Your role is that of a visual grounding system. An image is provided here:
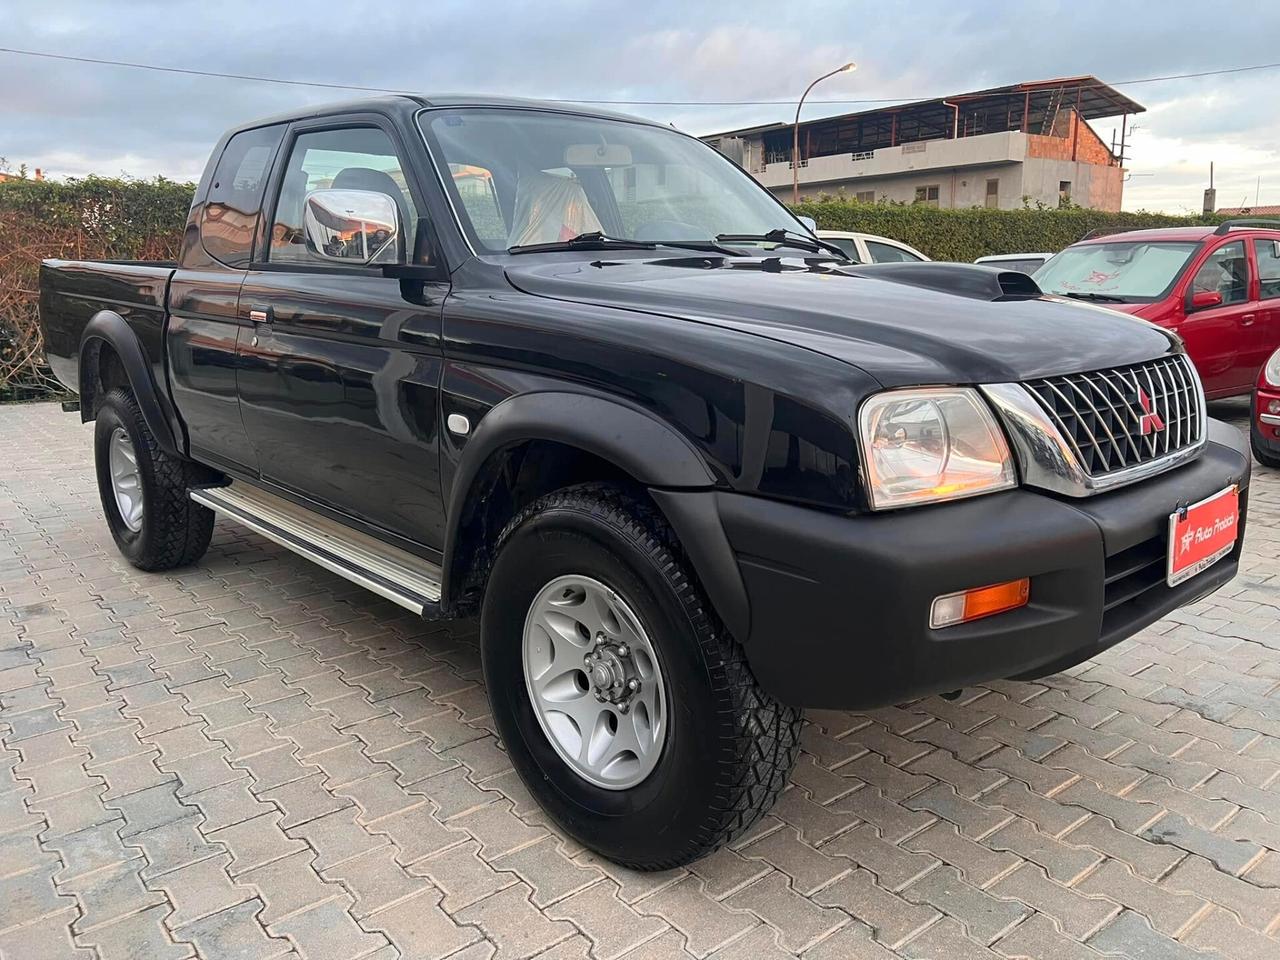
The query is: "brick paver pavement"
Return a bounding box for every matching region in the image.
[1,398,1278,959]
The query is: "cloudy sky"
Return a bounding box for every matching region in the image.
[5,0,1278,213]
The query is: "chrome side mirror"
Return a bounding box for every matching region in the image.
[303,189,400,264]
[796,215,817,233]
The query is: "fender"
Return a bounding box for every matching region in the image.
[440,391,751,640]
[79,311,186,459]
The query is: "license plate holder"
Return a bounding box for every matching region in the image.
[1167,485,1239,587]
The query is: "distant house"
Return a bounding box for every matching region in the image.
[0,168,45,183]
[700,76,1142,212]
[1217,205,1280,217]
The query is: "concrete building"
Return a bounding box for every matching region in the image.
[701,77,1143,211]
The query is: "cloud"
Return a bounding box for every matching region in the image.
[4,0,1279,211]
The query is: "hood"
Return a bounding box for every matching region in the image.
[505,257,1180,387]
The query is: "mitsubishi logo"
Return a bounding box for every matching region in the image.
[1137,387,1165,435]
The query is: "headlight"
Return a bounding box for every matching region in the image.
[1265,347,1280,388]
[858,387,1016,509]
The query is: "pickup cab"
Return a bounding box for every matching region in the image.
[40,95,1251,869]
[1035,222,1280,398]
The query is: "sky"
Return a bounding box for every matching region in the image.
[4,0,1279,214]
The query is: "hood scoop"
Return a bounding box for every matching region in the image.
[840,262,1042,301]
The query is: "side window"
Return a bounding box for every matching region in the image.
[1255,238,1280,301]
[201,124,284,267]
[1190,241,1249,306]
[268,127,416,265]
[867,240,922,263]
[829,238,862,262]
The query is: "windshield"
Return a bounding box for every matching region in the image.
[420,108,805,253]
[1034,241,1201,301]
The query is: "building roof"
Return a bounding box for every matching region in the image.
[700,75,1145,142]
[1217,205,1280,216]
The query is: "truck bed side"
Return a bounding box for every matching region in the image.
[39,258,177,397]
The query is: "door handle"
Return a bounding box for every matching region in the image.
[248,305,274,324]
[1241,314,1256,326]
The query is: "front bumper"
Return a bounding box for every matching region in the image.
[714,418,1251,709]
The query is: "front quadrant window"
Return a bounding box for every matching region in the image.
[420,108,808,253]
[1034,241,1202,302]
[269,127,416,265]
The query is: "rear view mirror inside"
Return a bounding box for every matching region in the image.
[564,143,633,166]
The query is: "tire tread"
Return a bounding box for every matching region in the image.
[496,482,802,869]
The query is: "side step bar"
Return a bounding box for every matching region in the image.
[190,483,443,617]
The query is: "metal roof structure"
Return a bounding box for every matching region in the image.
[700,76,1145,154]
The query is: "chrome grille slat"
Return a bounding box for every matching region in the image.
[1021,355,1204,481]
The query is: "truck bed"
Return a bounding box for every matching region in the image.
[39,259,177,395]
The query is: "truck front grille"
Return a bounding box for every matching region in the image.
[1023,355,1203,477]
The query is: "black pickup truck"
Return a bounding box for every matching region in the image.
[40,95,1250,869]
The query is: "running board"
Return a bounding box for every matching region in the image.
[190,483,442,616]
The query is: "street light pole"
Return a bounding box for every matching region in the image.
[793,62,856,205]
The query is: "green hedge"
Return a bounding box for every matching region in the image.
[0,176,195,402]
[790,200,1231,262]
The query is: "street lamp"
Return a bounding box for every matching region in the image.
[793,62,856,205]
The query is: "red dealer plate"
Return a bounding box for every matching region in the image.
[1167,485,1239,587]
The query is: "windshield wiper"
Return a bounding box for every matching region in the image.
[508,232,658,254]
[1060,291,1127,303]
[714,228,851,260]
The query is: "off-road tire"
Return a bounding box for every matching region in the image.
[480,482,802,869]
[94,388,215,571]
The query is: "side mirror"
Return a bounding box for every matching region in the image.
[1190,289,1224,309]
[303,189,400,265]
[796,215,818,233]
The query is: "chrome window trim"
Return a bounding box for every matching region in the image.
[981,357,1208,499]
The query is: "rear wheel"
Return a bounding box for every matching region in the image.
[481,483,801,869]
[94,388,214,571]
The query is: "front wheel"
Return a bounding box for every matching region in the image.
[481,484,801,870]
[1253,432,1280,469]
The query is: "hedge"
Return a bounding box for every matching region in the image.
[0,176,194,401]
[791,199,1231,262]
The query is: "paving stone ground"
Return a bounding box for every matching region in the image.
[1,398,1278,959]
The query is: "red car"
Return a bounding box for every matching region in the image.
[1254,345,1280,467]
[1036,220,1280,399]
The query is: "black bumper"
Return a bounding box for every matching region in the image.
[710,419,1251,710]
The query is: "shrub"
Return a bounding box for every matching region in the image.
[790,198,1230,262]
[0,176,194,401]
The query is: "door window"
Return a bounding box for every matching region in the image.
[202,124,284,267]
[268,127,416,264]
[1190,241,1249,307]
[1255,238,1280,300]
[867,240,922,263]
[827,237,862,262]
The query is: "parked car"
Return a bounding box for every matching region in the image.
[1254,346,1280,467]
[975,252,1054,275]
[815,229,929,263]
[39,95,1251,869]
[1034,221,1280,399]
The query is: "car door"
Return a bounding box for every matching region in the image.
[1179,238,1257,398]
[235,117,450,549]
[168,123,285,473]
[1252,237,1280,374]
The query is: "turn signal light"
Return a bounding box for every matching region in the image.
[930,578,1030,629]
